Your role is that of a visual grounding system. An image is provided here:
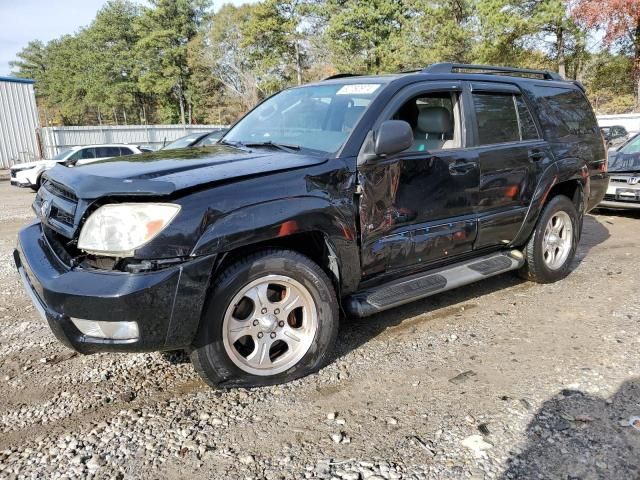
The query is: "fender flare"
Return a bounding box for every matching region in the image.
[511,159,588,247]
[191,196,361,293]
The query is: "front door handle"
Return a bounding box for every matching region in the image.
[529,148,545,161]
[449,160,476,175]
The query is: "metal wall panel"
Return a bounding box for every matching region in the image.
[40,124,228,158]
[0,77,41,168]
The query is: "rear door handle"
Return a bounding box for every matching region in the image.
[529,148,545,161]
[449,160,476,175]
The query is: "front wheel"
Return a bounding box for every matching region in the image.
[519,195,579,283]
[191,249,339,388]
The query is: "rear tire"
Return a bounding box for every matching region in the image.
[191,249,339,388]
[519,195,579,283]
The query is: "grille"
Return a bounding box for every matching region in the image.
[43,179,78,202]
[34,179,80,238]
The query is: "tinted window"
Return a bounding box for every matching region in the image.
[473,93,520,145]
[527,86,599,138]
[95,147,120,158]
[80,148,96,159]
[515,96,539,140]
[119,147,135,156]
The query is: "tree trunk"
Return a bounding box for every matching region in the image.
[557,25,566,79]
[178,93,186,125]
[294,40,302,85]
[122,109,128,125]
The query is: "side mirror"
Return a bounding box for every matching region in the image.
[374,120,413,157]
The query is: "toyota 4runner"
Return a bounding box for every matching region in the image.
[14,63,608,388]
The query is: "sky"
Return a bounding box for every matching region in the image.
[0,0,254,77]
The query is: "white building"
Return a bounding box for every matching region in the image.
[0,76,41,169]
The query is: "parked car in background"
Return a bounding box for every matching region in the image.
[14,63,607,388]
[10,144,149,190]
[161,129,229,150]
[601,133,640,210]
[600,125,629,149]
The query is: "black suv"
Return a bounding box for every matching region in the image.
[14,63,608,388]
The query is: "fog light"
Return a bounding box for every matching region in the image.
[71,318,139,340]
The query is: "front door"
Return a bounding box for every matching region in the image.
[358,82,480,277]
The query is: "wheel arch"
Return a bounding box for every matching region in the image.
[192,197,361,295]
[512,161,587,247]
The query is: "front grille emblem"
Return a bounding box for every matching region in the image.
[628,177,640,185]
[40,200,52,219]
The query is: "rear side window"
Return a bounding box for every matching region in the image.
[527,86,599,138]
[472,93,539,145]
[515,96,539,140]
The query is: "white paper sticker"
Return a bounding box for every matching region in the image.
[336,84,381,95]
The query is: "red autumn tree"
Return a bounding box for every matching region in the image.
[571,0,640,107]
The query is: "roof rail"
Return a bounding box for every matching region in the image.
[423,63,564,81]
[323,73,362,80]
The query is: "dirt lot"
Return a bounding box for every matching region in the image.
[0,180,639,480]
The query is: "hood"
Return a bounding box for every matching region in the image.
[11,159,61,170]
[44,145,327,199]
[608,151,640,174]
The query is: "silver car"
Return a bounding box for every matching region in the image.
[601,133,640,210]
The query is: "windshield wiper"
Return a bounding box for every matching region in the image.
[242,141,301,153]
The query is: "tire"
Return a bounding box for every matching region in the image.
[519,195,579,283]
[191,249,339,388]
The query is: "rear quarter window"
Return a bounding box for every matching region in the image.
[526,85,599,139]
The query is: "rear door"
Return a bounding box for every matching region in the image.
[465,82,551,249]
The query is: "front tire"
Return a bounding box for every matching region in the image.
[519,195,579,283]
[191,249,339,388]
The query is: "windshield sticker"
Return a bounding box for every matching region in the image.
[337,84,381,95]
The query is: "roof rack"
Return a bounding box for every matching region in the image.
[323,73,362,80]
[423,63,564,81]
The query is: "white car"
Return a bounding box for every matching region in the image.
[10,144,150,190]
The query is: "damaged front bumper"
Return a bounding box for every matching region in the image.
[14,221,216,354]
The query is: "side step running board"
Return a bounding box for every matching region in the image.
[345,250,525,318]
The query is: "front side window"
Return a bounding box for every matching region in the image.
[79,148,96,160]
[391,91,459,151]
[224,82,384,154]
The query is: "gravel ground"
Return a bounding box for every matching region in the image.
[1,181,639,479]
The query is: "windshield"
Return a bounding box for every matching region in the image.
[162,133,203,150]
[224,82,384,153]
[194,129,228,147]
[610,135,640,172]
[53,149,72,160]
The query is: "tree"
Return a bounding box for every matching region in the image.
[134,0,211,124]
[241,0,307,88]
[572,0,640,107]
[315,0,411,73]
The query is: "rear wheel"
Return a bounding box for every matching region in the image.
[191,249,339,388]
[520,195,579,283]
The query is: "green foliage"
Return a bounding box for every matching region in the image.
[9,0,640,125]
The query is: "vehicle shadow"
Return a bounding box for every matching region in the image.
[333,213,610,362]
[571,213,611,269]
[592,207,640,221]
[500,379,640,479]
